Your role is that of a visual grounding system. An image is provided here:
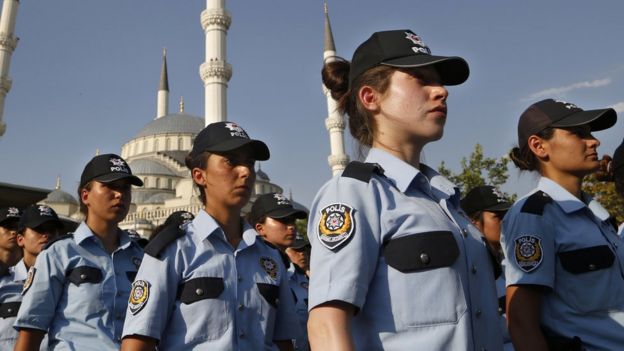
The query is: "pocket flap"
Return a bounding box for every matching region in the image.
[257,283,279,308]
[0,302,20,318]
[558,245,615,274]
[383,231,460,273]
[177,277,224,304]
[67,266,103,285]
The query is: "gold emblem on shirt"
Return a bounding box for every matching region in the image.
[129,280,150,315]
[260,257,279,281]
[317,203,355,250]
[514,235,543,273]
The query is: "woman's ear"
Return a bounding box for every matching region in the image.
[191,168,206,186]
[358,85,380,112]
[528,135,548,160]
[255,222,265,236]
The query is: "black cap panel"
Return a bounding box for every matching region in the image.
[190,122,270,161]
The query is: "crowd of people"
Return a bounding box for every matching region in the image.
[0,27,623,351]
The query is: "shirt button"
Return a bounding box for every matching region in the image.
[498,307,504,315]
[239,331,245,339]
[419,253,430,265]
[471,265,477,274]
[238,304,244,311]
[588,264,596,271]
[195,288,204,296]
[237,275,242,282]
[475,309,482,317]
[275,298,280,306]
[7,308,12,314]
[80,274,87,280]
[116,314,123,320]
[461,228,468,237]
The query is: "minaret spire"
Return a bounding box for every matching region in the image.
[322,1,349,175]
[156,48,169,119]
[200,0,232,125]
[0,0,20,137]
[179,96,185,113]
[55,175,61,190]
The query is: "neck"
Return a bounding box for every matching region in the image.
[85,217,120,254]
[205,206,243,248]
[542,168,583,199]
[23,252,36,269]
[372,138,423,168]
[0,247,20,268]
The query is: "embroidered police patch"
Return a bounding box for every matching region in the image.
[260,257,279,281]
[129,280,150,315]
[317,203,355,250]
[22,267,36,295]
[514,235,543,273]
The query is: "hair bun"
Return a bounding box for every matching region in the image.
[322,58,350,101]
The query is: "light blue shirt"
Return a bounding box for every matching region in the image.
[121,210,300,350]
[287,263,309,351]
[308,148,502,350]
[14,222,144,351]
[0,267,22,350]
[501,177,624,350]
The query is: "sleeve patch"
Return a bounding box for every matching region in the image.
[128,280,150,315]
[317,203,355,250]
[22,267,36,295]
[514,235,543,273]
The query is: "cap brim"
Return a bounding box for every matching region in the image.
[18,218,63,232]
[0,217,19,226]
[551,108,617,132]
[94,173,144,186]
[483,202,512,212]
[382,55,469,86]
[266,207,308,220]
[205,139,270,161]
[290,240,310,249]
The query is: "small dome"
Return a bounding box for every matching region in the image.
[256,168,270,181]
[133,113,203,139]
[45,189,78,205]
[145,192,175,204]
[129,159,176,176]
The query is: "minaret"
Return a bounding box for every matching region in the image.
[322,2,349,175]
[156,48,169,119]
[55,175,61,190]
[199,0,232,125]
[0,0,19,137]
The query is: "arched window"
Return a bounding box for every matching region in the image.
[155,178,161,188]
[168,178,173,189]
[166,138,171,150]
[143,177,148,187]
[142,140,147,153]
[154,139,160,152]
[178,137,183,150]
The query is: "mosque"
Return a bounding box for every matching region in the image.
[0,0,349,237]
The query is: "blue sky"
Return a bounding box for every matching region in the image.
[1,0,623,208]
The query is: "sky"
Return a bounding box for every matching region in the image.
[1,0,623,209]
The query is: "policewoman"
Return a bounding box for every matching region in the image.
[121,122,299,350]
[13,154,144,351]
[0,207,23,350]
[308,30,502,350]
[501,99,623,350]
[250,192,309,350]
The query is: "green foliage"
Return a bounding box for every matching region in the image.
[582,175,624,223]
[438,143,515,200]
[295,218,308,240]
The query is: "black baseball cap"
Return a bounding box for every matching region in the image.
[250,193,307,225]
[17,204,62,232]
[461,186,512,216]
[349,29,469,88]
[164,211,195,228]
[613,138,624,175]
[0,207,21,227]
[518,99,617,148]
[80,154,143,188]
[189,122,270,161]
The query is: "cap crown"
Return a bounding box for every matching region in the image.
[461,186,511,216]
[18,204,60,231]
[80,154,134,187]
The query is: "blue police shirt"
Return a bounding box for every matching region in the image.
[13,222,144,350]
[308,148,502,350]
[287,263,309,351]
[121,210,300,350]
[0,267,22,350]
[501,177,624,350]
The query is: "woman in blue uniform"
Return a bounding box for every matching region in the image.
[13,154,145,351]
[308,29,502,350]
[501,99,621,350]
[120,122,299,351]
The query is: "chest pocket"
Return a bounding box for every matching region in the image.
[67,266,103,285]
[383,231,460,272]
[558,245,614,274]
[0,302,20,318]
[177,277,224,304]
[257,283,279,308]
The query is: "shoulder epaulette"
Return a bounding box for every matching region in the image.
[520,190,552,215]
[43,234,73,250]
[144,224,185,258]
[341,161,384,183]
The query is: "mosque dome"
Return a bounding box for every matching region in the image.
[134,113,203,139]
[45,189,78,205]
[256,168,270,181]
[128,159,177,176]
[144,192,175,204]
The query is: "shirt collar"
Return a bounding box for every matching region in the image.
[73,221,135,250]
[537,177,610,220]
[365,148,460,202]
[192,210,259,249]
[74,221,95,245]
[13,259,27,282]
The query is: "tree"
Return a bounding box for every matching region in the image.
[438,143,514,199]
[583,174,624,224]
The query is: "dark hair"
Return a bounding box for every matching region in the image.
[247,214,266,227]
[184,151,211,205]
[509,128,556,171]
[322,58,395,149]
[467,210,483,223]
[77,181,94,217]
